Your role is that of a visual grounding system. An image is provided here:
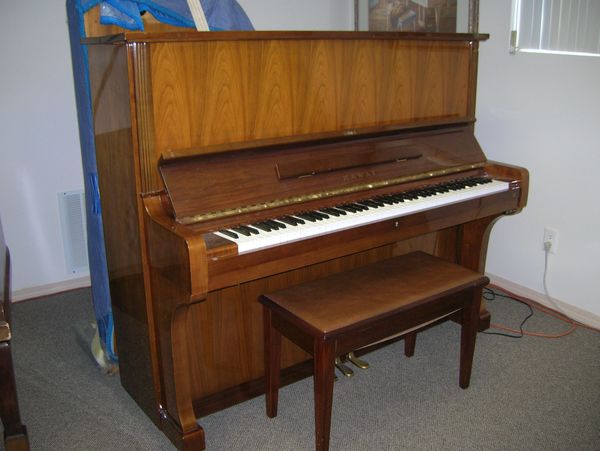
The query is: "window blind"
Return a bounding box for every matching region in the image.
[511,0,600,56]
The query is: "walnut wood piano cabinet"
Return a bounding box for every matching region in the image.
[86,31,528,450]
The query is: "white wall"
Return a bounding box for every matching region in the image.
[0,0,354,298]
[476,0,600,320]
[1,0,598,324]
[237,0,353,31]
[0,0,87,294]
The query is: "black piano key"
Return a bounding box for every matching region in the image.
[219,229,239,239]
[241,225,260,235]
[278,216,302,226]
[330,207,347,215]
[337,204,358,213]
[308,211,327,220]
[252,222,273,232]
[389,194,406,202]
[233,226,252,237]
[289,216,306,225]
[266,219,286,229]
[349,203,369,211]
[312,211,330,219]
[297,213,318,222]
[321,208,344,217]
[357,200,378,208]
[308,211,326,220]
[376,196,396,205]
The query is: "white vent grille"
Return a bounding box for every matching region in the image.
[58,190,89,274]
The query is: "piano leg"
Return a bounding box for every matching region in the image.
[456,215,503,331]
[144,199,210,450]
[158,304,205,450]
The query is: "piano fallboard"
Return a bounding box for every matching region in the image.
[159,123,487,226]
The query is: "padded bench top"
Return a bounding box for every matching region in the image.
[260,251,488,336]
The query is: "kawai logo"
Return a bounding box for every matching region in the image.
[343,170,376,182]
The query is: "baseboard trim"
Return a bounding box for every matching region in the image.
[11,274,599,330]
[12,276,91,302]
[487,273,600,330]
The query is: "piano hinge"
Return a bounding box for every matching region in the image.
[178,163,486,225]
[509,180,521,190]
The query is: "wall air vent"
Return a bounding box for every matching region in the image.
[58,190,89,274]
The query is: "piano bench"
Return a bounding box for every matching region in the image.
[259,251,488,451]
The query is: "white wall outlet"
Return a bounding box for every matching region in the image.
[543,227,559,254]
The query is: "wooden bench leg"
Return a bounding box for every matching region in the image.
[263,308,282,418]
[404,331,416,357]
[313,340,335,451]
[459,288,482,389]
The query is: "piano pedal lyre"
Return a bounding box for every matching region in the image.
[334,356,354,377]
[346,351,369,369]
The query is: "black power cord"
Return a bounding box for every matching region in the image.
[481,287,534,338]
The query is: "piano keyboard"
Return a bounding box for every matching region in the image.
[215,177,509,254]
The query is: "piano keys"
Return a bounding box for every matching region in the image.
[214,177,510,254]
[85,31,528,450]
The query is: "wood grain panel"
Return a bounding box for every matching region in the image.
[149,38,471,161]
[131,42,162,193]
[185,244,398,400]
[88,45,160,424]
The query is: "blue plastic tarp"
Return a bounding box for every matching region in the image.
[80,0,253,31]
[66,0,253,365]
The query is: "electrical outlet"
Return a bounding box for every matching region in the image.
[543,227,559,254]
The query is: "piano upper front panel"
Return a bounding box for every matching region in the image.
[148,36,472,162]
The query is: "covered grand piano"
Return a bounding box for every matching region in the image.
[84,28,527,450]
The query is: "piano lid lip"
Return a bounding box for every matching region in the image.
[160,117,477,163]
[83,31,490,45]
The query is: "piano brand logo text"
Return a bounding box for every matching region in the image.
[343,170,376,182]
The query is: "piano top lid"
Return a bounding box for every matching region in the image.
[84,30,490,45]
[158,123,487,226]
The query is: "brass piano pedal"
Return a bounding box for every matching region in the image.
[334,357,354,377]
[347,351,369,369]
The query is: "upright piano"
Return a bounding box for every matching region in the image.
[85,31,528,450]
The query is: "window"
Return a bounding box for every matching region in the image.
[510,0,600,56]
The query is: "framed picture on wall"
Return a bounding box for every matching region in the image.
[356,0,472,33]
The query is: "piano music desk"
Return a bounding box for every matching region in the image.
[260,251,488,451]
